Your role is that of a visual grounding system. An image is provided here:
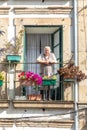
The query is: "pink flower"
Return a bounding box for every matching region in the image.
[18,71,42,86]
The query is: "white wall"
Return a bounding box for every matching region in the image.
[0,0,70,7]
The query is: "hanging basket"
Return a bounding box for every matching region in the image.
[6,55,21,62]
[0,80,3,87]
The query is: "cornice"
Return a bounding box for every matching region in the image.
[15,7,73,14]
[0,6,73,15]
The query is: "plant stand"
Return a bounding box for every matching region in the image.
[7,55,21,99]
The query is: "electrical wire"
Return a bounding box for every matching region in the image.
[18,106,87,120]
[0,106,87,121]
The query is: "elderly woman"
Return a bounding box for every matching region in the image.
[37,46,57,77]
[37,46,57,100]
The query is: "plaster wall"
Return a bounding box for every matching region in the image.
[77,0,87,102]
[1,0,87,129]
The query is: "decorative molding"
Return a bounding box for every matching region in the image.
[13,100,74,109]
[0,119,74,128]
[0,6,73,15]
[15,18,71,26]
[14,7,73,15]
[0,8,9,15]
[0,100,10,108]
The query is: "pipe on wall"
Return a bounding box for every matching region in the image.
[73,0,79,130]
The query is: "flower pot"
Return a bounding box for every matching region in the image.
[0,80,3,87]
[42,79,56,86]
[6,55,21,62]
[28,94,42,101]
[19,79,33,86]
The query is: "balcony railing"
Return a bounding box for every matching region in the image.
[0,61,74,102]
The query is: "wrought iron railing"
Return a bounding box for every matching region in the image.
[0,62,74,101]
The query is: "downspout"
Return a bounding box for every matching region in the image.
[73,0,79,130]
[8,7,16,99]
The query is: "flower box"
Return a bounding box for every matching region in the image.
[6,55,21,62]
[42,79,56,86]
[0,80,3,87]
[28,94,42,101]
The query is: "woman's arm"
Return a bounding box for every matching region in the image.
[37,55,50,65]
[49,53,57,64]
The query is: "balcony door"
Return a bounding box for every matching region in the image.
[23,26,63,100]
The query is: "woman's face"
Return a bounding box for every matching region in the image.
[44,48,50,56]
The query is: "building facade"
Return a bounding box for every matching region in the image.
[0,0,87,130]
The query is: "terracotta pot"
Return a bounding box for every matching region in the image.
[28,94,42,101]
[19,79,33,86]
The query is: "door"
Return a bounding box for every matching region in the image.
[52,26,63,100]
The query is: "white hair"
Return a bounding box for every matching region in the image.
[44,46,51,52]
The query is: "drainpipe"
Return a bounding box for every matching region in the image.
[7,7,16,99]
[73,0,79,130]
[8,7,15,45]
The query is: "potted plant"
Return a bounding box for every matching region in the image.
[42,75,57,86]
[18,71,42,86]
[18,71,42,100]
[57,61,87,82]
[5,29,24,62]
[0,71,4,87]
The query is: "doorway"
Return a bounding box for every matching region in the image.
[23,25,63,100]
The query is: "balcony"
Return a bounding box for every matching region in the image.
[0,61,75,109]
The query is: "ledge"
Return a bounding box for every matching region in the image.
[0,100,10,108]
[0,119,74,128]
[78,102,87,106]
[13,100,74,109]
